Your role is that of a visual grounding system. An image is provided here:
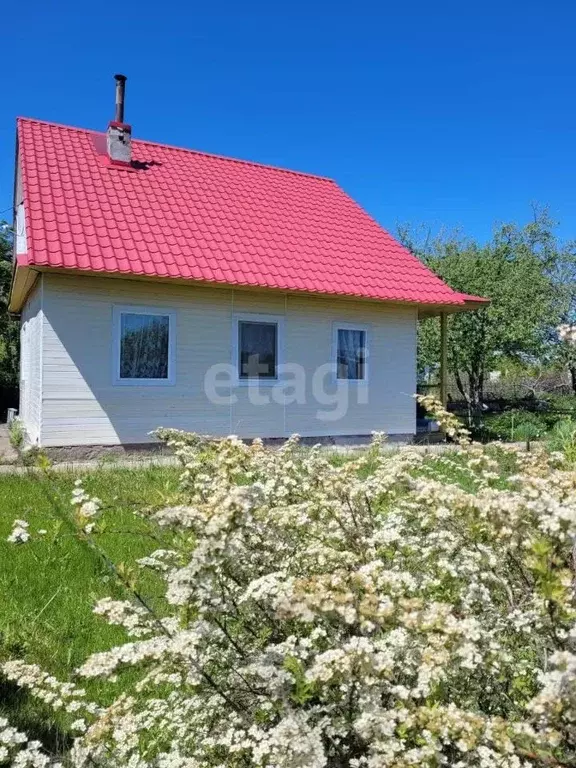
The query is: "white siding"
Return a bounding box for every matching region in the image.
[19,278,43,443]
[15,159,27,255]
[39,274,417,446]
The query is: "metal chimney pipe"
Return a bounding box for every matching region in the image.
[114,74,127,123]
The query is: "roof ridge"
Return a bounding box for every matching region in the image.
[17,116,335,183]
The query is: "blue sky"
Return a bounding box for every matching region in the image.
[1,0,574,243]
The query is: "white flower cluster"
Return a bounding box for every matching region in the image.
[2,661,102,719]
[92,598,158,638]
[415,393,472,442]
[70,480,101,534]
[4,402,576,766]
[558,323,576,344]
[0,716,61,766]
[6,519,30,544]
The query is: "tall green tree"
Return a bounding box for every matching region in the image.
[399,209,576,409]
[0,223,19,391]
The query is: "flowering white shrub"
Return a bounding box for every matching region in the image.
[3,400,576,766]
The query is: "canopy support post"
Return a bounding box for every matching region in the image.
[440,312,448,407]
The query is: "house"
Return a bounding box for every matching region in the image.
[8,76,486,449]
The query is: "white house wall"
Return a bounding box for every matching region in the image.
[38,273,417,447]
[19,278,42,443]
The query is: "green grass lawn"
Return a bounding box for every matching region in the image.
[0,464,182,750]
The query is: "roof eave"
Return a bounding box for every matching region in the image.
[23,263,488,310]
[418,296,489,319]
[9,261,40,314]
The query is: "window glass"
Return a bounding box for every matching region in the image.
[238,321,277,379]
[120,313,170,379]
[337,328,366,380]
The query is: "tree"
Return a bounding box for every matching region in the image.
[399,209,576,411]
[558,324,576,394]
[0,223,18,392]
[553,250,576,393]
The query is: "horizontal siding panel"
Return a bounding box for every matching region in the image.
[232,388,284,438]
[232,291,287,314]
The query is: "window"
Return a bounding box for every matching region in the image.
[335,326,367,380]
[233,314,283,382]
[113,306,175,385]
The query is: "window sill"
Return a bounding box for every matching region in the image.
[113,378,176,387]
[235,378,280,387]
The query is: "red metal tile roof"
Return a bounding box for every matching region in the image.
[16,117,484,307]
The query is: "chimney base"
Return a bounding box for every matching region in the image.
[107,121,132,165]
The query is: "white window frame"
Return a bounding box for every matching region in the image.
[112,305,176,386]
[332,322,370,383]
[232,312,284,386]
